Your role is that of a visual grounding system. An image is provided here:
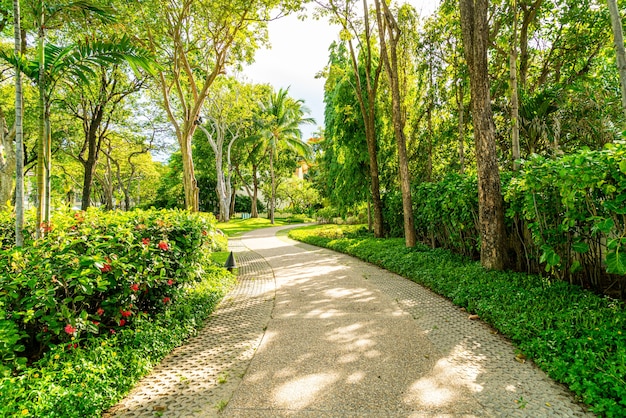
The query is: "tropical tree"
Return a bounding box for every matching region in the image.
[257,87,313,224]
[194,79,262,222]
[316,0,385,238]
[458,0,507,269]
[374,0,416,247]
[133,0,302,212]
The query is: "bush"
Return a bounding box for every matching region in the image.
[289,225,626,417]
[0,265,234,417]
[0,208,226,370]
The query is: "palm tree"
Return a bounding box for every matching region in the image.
[1,36,155,234]
[258,88,314,224]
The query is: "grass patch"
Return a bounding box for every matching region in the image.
[211,251,231,266]
[217,215,313,237]
[289,225,626,418]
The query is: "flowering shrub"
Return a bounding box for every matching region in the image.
[0,208,227,371]
[0,264,234,417]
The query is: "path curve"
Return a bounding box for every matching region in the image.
[109,225,592,418]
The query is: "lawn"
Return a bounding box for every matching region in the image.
[216,215,313,237]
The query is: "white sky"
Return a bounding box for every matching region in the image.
[241,1,440,140]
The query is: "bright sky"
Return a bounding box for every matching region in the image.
[241,1,440,140]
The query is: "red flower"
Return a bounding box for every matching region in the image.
[120,310,132,318]
[162,297,170,304]
[67,343,78,350]
[92,321,99,326]
[110,329,116,334]
[202,230,208,236]
[64,324,76,334]
[119,319,126,326]
[142,237,150,246]
[96,308,104,316]
[100,263,112,273]
[158,240,169,251]
[130,283,139,292]
[167,279,174,286]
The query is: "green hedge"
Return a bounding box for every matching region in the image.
[0,208,228,374]
[383,142,626,294]
[0,208,234,417]
[289,225,626,417]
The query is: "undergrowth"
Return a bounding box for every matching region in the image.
[289,224,626,417]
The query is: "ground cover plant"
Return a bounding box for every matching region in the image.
[0,208,234,417]
[289,225,626,417]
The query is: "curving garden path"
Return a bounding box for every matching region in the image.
[108,225,593,417]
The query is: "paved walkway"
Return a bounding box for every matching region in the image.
[108,225,593,417]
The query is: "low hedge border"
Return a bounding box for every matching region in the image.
[289,225,626,417]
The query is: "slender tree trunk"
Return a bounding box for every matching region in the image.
[456,78,465,174]
[608,0,626,121]
[251,163,259,217]
[80,104,105,210]
[36,18,46,237]
[179,123,199,212]
[0,112,15,208]
[14,1,24,246]
[426,104,433,182]
[269,151,276,224]
[510,0,521,170]
[375,0,416,247]
[459,0,507,270]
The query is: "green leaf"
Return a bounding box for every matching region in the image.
[572,242,589,254]
[619,159,626,175]
[605,251,626,275]
[596,218,615,234]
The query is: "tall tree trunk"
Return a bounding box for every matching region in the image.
[375,0,416,247]
[80,104,104,210]
[251,163,259,217]
[426,103,433,182]
[13,0,24,247]
[36,15,46,237]
[269,151,275,224]
[0,111,15,208]
[179,126,199,212]
[459,0,507,270]
[608,0,626,121]
[510,0,521,170]
[456,78,465,174]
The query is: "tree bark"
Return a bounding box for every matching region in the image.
[608,0,626,121]
[375,0,417,247]
[459,0,507,270]
[456,78,465,174]
[0,111,15,208]
[269,151,275,224]
[13,0,24,246]
[510,0,521,170]
[80,102,105,210]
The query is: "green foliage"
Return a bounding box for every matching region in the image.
[290,225,626,417]
[506,142,626,288]
[234,195,266,214]
[0,265,234,417]
[0,208,225,370]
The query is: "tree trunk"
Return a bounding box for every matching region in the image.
[13,0,24,246]
[80,103,105,210]
[608,0,626,121]
[251,163,259,217]
[0,112,15,208]
[269,151,275,224]
[179,126,199,212]
[36,19,46,237]
[510,0,521,170]
[375,0,416,247]
[459,0,507,270]
[456,78,465,174]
